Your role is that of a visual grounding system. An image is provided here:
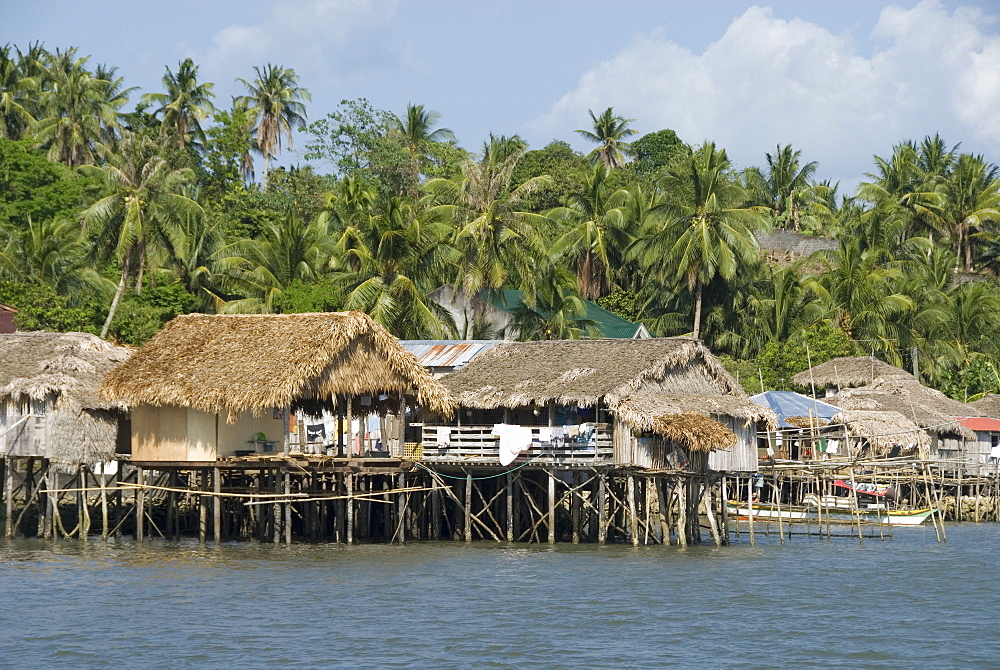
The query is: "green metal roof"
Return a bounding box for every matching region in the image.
[492,290,648,339]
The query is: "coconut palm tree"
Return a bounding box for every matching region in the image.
[236,64,310,186]
[509,266,598,340]
[940,153,1000,271]
[0,45,36,139]
[632,142,765,339]
[212,212,335,313]
[744,144,828,231]
[81,131,202,336]
[334,197,457,338]
[142,58,216,148]
[549,163,635,299]
[575,107,636,168]
[425,134,552,295]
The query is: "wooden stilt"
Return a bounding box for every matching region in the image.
[431,480,441,540]
[746,476,754,546]
[464,472,472,542]
[571,471,581,544]
[396,472,406,545]
[136,466,145,542]
[198,470,207,543]
[676,479,687,548]
[626,474,639,547]
[598,474,607,545]
[656,478,670,544]
[547,469,556,545]
[100,468,109,541]
[505,472,514,542]
[213,467,221,545]
[346,474,354,545]
[720,477,730,545]
[703,483,721,547]
[4,456,14,539]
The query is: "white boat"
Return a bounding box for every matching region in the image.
[726,498,935,527]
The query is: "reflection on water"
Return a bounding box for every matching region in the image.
[1,526,999,668]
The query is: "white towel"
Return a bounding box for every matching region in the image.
[436,426,451,446]
[494,423,532,465]
[536,426,552,443]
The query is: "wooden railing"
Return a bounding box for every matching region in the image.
[419,424,615,464]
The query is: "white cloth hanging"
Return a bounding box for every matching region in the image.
[493,423,532,465]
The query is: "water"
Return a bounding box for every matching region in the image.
[1,525,998,669]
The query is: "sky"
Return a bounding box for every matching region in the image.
[7,0,1000,191]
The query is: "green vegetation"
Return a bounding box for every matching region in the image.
[2,43,1000,401]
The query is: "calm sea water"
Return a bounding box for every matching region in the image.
[1,525,998,669]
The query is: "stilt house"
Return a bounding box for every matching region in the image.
[100,312,455,462]
[423,338,775,473]
[1,331,132,470]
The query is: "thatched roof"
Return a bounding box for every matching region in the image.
[831,409,931,453]
[611,392,778,433]
[786,416,829,429]
[792,356,915,389]
[441,338,744,409]
[649,412,737,453]
[967,394,1000,419]
[101,312,455,419]
[827,386,973,439]
[0,331,132,409]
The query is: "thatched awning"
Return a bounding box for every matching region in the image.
[441,338,743,409]
[0,331,132,410]
[609,392,778,433]
[831,409,931,453]
[649,412,737,453]
[792,356,915,389]
[828,386,973,439]
[786,416,829,429]
[101,312,455,419]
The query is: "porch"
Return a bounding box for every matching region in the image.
[418,424,615,465]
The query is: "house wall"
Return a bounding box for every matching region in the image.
[616,415,759,473]
[132,404,287,461]
[1,396,53,458]
[707,419,759,472]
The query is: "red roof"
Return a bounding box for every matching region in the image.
[959,417,1000,432]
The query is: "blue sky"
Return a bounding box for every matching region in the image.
[8,0,1000,191]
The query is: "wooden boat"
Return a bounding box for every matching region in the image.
[726,498,935,527]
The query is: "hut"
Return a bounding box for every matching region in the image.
[101,312,455,462]
[791,356,915,395]
[424,338,775,473]
[830,409,930,458]
[956,417,1000,474]
[0,331,132,469]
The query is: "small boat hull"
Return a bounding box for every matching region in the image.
[726,501,935,526]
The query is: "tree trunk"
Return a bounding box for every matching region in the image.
[101,267,129,339]
[692,279,703,339]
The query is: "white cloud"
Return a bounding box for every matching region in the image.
[196,0,401,92]
[530,1,1000,188]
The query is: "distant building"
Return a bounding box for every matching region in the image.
[428,285,650,340]
[399,340,502,377]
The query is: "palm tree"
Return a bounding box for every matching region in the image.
[632,142,765,339]
[940,153,1000,271]
[391,103,455,195]
[212,212,335,313]
[0,45,36,139]
[549,163,635,299]
[575,107,636,168]
[334,197,457,338]
[142,58,216,148]
[29,48,125,166]
[236,64,310,186]
[509,266,598,340]
[744,144,827,231]
[81,131,202,336]
[425,134,552,295]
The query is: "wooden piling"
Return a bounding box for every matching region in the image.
[136,466,145,542]
[213,467,221,544]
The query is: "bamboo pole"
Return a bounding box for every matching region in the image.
[548,470,556,545]
[505,472,514,542]
[213,467,221,545]
[746,476,754,546]
[676,479,688,548]
[100,469,109,541]
[720,477,730,545]
[598,474,607,545]
[4,456,14,539]
[464,472,472,542]
[703,483,721,547]
[136,466,145,543]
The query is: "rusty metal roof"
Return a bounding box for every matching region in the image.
[400,340,503,371]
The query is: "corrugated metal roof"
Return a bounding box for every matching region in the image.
[400,340,502,370]
[959,417,1000,432]
[751,391,840,428]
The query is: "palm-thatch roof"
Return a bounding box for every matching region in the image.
[0,331,133,465]
[831,409,931,454]
[786,416,829,429]
[791,356,915,389]
[440,338,743,409]
[1,331,132,409]
[827,386,973,439]
[610,392,777,433]
[101,312,455,420]
[967,394,1000,419]
[649,412,737,453]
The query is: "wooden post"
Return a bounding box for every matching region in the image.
[656,478,670,544]
[80,465,91,541]
[598,474,607,545]
[431,480,441,541]
[547,469,556,545]
[198,470,207,544]
[136,466,145,542]
[505,472,514,542]
[166,469,176,541]
[773,472,784,545]
[464,472,472,542]
[38,461,50,540]
[676,479,688,548]
[746,476,754,546]
[346,474,354,545]
[4,457,14,539]
[626,474,639,547]
[284,470,292,545]
[100,468,109,541]
[213,467,221,545]
[396,472,406,545]
[720,477,730,545]
[703,482,721,547]
[571,471,581,544]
